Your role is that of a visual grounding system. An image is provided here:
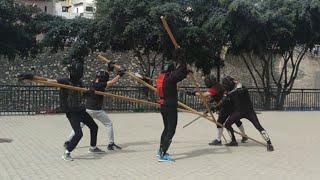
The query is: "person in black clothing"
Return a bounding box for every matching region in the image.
[18,62,105,161]
[186,74,248,146]
[156,48,191,162]
[221,76,274,151]
[64,62,126,151]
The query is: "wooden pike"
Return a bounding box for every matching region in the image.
[22,77,267,146]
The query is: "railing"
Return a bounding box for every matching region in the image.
[1,85,320,115]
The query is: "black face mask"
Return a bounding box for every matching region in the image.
[96,71,109,82]
[98,77,109,82]
[222,78,235,91]
[68,63,83,81]
[162,63,175,73]
[70,73,83,81]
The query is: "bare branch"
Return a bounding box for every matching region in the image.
[288,44,308,90]
[134,49,148,75]
[240,54,262,97]
[150,52,160,78]
[248,53,263,81]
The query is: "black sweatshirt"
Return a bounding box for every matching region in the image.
[156,65,189,108]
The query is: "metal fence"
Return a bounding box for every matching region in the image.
[1,85,320,115]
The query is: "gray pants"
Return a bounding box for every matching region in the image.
[66,109,114,144]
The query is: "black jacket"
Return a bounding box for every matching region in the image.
[156,65,189,108]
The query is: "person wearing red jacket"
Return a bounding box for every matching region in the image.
[156,48,191,162]
[186,74,248,146]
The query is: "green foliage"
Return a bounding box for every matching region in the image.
[1,0,320,95]
[0,0,42,60]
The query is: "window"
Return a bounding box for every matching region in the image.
[86,6,93,12]
[62,6,68,12]
[44,6,47,12]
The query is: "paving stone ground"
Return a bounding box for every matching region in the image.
[0,111,319,180]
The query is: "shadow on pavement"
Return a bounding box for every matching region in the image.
[173,146,232,160]
[0,138,13,143]
[73,153,108,160]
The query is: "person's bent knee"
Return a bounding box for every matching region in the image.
[74,131,83,139]
[89,123,98,131]
[224,122,232,130]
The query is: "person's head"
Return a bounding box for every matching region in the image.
[161,63,175,73]
[96,71,109,82]
[222,76,235,91]
[68,62,83,81]
[204,75,217,88]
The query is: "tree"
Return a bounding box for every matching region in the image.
[0,0,41,60]
[37,15,96,64]
[95,0,188,78]
[225,0,320,109]
[186,0,230,77]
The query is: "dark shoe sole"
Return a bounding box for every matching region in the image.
[208,142,222,146]
[225,142,238,146]
[88,151,106,154]
[267,145,274,152]
[241,137,248,143]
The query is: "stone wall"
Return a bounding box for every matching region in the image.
[1,50,320,88]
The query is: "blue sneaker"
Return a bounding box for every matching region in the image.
[158,154,174,162]
[156,149,169,157]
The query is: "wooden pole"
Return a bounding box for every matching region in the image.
[159,16,267,146]
[160,15,228,142]
[97,55,154,82]
[23,78,267,146]
[97,55,205,114]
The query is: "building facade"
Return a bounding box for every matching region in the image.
[16,0,96,19]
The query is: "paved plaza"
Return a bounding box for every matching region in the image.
[0,111,319,180]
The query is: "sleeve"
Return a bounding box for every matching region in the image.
[166,65,188,83]
[91,82,106,90]
[57,78,69,85]
[207,88,218,96]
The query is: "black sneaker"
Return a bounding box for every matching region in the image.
[267,144,274,152]
[225,141,238,146]
[209,139,222,146]
[107,143,122,150]
[88,147,106,154]
[63,141,70,149]
[241,136,248,143]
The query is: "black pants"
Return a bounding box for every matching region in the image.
[66,111,98,152]
[160,105,177,154]
[224,110,264,141]
[217,102,242,128]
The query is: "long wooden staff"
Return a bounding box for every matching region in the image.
[160,16,228,142]
[97,55,206,115]
[23,78,266,146]
[160,16,267,146]
[25,78,160,106]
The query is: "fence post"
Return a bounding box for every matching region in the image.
[300,89,304,110]
[28,86,31,115]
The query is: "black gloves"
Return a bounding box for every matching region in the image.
[186,91,196,96]
[117,68,126,77]
[17,73,34,81]
[107,61,116,71]
[210,102,218,113]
